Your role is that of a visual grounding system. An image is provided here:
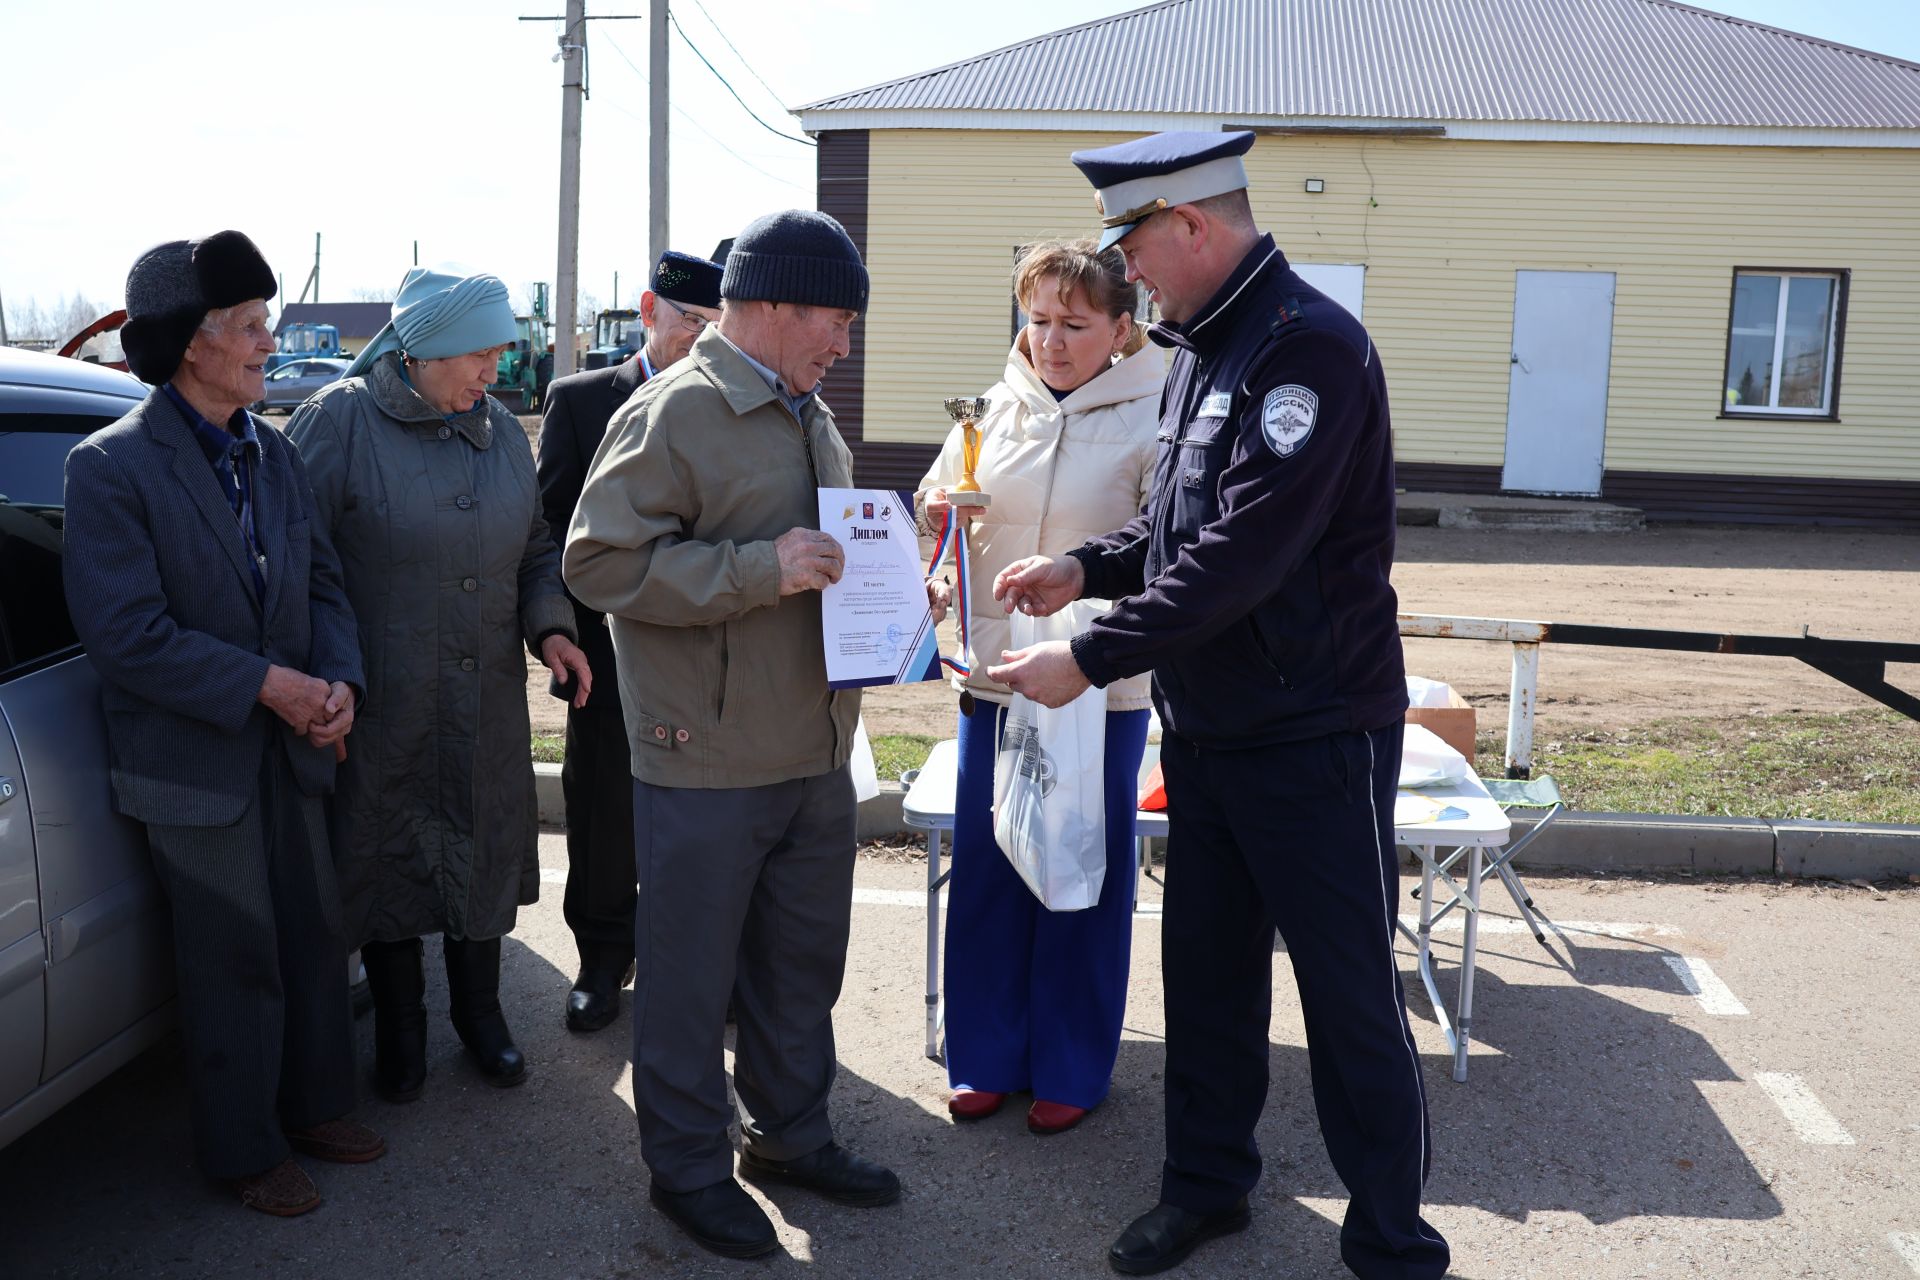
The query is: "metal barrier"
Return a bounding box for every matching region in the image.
[1399,613,1920,779]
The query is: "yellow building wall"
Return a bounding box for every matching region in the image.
[859,128,1920,481]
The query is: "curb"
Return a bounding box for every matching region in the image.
[533,764,1920,879]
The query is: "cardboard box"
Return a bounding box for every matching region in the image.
[1406,686,1477,763]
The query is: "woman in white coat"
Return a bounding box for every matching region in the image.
[918,240,1163,1135]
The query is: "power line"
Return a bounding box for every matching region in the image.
[599,31,810,191]
[666,7,816,147]
[682,0,789,113]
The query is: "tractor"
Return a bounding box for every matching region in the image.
[266,322,345,372]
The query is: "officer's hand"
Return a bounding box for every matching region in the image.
[925,577,953,625]
[992,555,1084,618]
[775,527,845,595]
[988,641,1091,709]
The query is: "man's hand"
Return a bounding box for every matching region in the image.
[259,664,333,732]
[304,681,356,750]
[992,555,1085,619]
[542,634,594,709]
[926,577,953,625]
[775,527,845,596]
[987,641,1091,709]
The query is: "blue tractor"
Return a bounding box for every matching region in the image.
[266,322,345,372]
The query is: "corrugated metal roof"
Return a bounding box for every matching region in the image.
[798,0,1920,129]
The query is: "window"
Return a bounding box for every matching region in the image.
[0,415,108,675]
[1722,269,1846,417]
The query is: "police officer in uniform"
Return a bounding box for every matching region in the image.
[991,132,1449,1279]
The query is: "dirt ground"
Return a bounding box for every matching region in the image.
[517,404,1917,746]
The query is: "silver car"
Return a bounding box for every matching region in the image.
[0,347,176,1150]
[254,356,348,413]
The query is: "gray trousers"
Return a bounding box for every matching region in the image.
[631,766,857,1191]
[145,741,356,1179]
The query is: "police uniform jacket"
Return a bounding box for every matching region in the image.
[1067,235,1407,748]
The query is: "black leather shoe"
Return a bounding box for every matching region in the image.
[565,961,634,1033]
[1108,1200,1251,1275]
[649,1179,778,1259]
[739,1142,901,1207]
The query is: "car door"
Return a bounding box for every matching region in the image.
[0,707,44,1118]
[0,382,174,1098]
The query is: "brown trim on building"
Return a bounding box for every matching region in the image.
[818,130,873,469]
[1397,460,1919,528]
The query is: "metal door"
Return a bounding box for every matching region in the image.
[1502,270,1615,496]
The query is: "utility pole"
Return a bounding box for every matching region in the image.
[2,281,11,345]
[613,270,619,309]
[295,233,322,304]
[520,6,640,377]
[555,0,586,379]
[648,0,668,270]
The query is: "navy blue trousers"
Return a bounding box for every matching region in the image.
[1158,723,1450,1280]
[942,698,1149,1109]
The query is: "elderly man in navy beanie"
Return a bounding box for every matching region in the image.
[537,245,725,1034]
[62,231,382,1216]
[565,210,896,1259]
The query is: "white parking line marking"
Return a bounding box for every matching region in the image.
[1889,1234,1920,1275]
[1663,956,1751,1016]
[1753,1072,1855,1145]
[852,887,932,907]
[540,868,566,884]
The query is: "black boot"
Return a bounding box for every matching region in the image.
[361,937,427,1103]
[566,951,634,1034]
[444,936,527,1087]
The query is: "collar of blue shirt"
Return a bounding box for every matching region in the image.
[712,330,815,421]
[162,381,261,466]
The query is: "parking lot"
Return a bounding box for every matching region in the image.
[2,835,1917,1279]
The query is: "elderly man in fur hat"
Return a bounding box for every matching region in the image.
[62,231,383,1217]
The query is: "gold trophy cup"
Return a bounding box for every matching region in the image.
[943,395,993,512]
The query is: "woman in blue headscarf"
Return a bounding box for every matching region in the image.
[289,269,592,1100]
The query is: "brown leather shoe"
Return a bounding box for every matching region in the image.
[231,1158,321,1217]
[286,1118,387,1164]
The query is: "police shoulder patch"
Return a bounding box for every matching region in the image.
[1260,384,1318,458]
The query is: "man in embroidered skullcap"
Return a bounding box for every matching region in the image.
[535,245,724,1033]
[566,210,901,1258]
[62,230,383,1216]
[289,267,592,1105]
[991,131,1448,1278]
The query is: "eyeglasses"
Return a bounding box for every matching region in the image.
[657,297,710,335]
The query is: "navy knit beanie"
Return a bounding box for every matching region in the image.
[720,210,869,314]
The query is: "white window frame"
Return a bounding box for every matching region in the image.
[1722,268,1847,419]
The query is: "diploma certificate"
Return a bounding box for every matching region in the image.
[818,487,942,689]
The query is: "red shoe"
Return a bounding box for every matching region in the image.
[1027,1100,1090,1136]
[948,1089,1008,1121]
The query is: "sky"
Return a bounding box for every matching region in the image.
[1,0,1916,332]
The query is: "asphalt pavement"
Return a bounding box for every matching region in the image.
[2,836,1917,1280]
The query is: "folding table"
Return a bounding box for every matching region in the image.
[900,739,1167,1062]
[1393,775,1512,1082]
[900,741,1516,1082]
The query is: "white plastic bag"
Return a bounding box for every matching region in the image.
[992,605,1107,911]
[1397,722,1473,789]
[849,716,881,803]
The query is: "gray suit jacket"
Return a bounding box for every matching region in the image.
[62,387,363,827]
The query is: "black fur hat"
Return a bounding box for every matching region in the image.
[120,230,277,384]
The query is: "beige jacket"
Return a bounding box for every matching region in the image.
[563,328,860,788]
[917,338,1164,711]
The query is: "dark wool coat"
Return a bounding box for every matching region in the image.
[288,354,576,943]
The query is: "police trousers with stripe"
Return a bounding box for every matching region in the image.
[1157,722,1450,1280]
